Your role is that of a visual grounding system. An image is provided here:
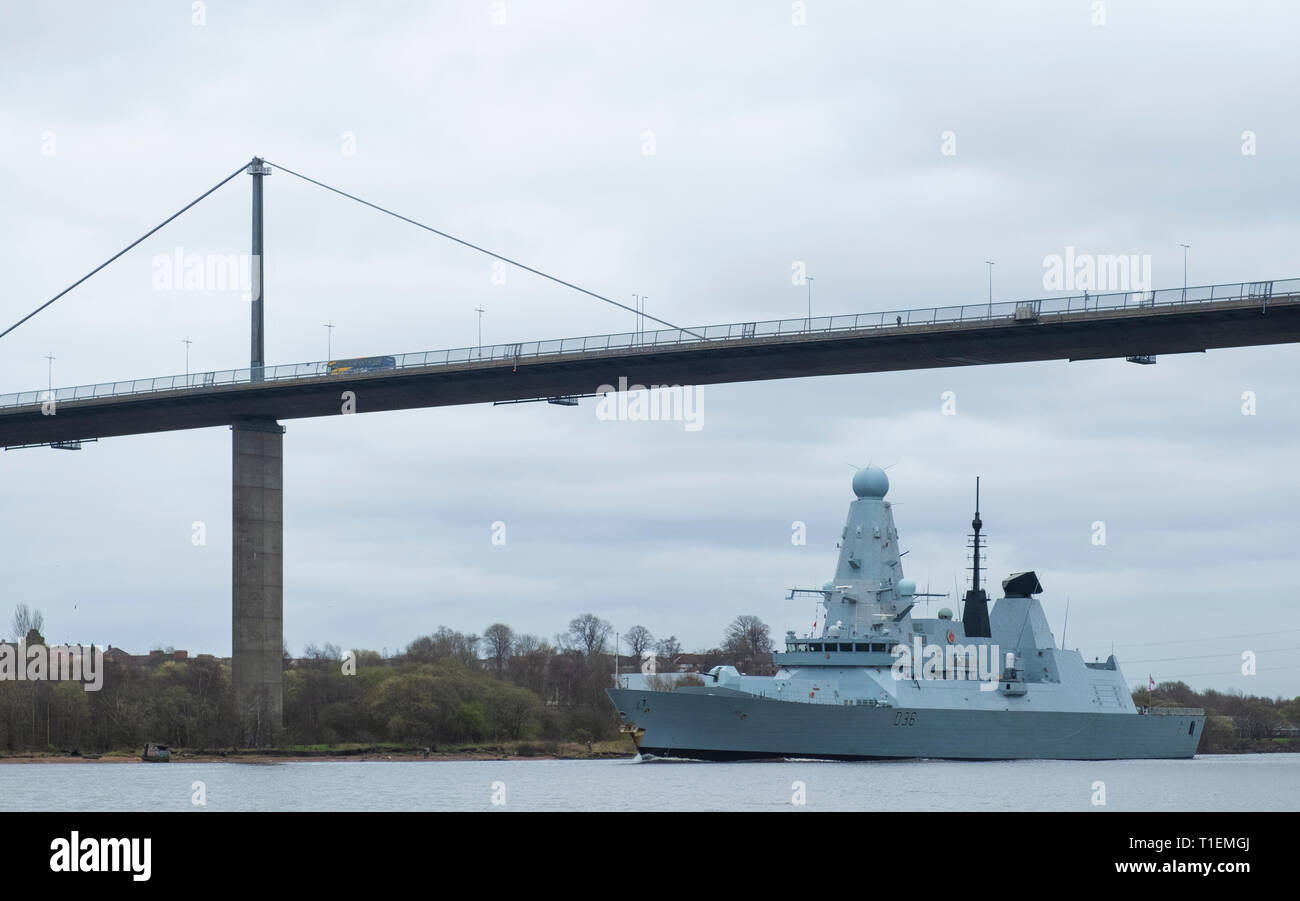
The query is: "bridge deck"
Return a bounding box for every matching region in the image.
[2,279,1297,446]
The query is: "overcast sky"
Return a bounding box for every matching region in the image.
[1,1,1297,697]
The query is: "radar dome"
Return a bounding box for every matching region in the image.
[852,465,889,499]
[897,579,916,597]
[821,579,835,591]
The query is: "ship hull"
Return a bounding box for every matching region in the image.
[607,687,1203,761]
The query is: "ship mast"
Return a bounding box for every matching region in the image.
[971,477,982,595]
[961,477,992,638]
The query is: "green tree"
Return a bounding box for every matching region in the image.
[405,627,480,667]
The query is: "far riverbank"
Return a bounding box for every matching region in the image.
[0,740,634,765]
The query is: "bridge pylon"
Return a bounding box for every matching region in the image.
[232,418,284,745]
[232,157,282,745]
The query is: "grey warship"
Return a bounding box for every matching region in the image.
[606,466,1203,760]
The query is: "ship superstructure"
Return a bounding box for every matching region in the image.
[606,466,1203,760]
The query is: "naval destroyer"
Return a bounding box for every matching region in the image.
[606,466,1203,760]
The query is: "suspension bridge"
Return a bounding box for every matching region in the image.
[4,157,1298,742]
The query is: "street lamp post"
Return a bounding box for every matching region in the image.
[632,294,647,343]
[324,321,335,361]
[1180,243,1190,300]
[985,261,995,317]
[806,276,815,331]
[44,353,54,394]
[182,337,192,377]
[474,306,485,358]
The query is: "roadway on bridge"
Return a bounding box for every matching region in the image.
[2,287,1297,447]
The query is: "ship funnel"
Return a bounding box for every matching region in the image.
[961,477,992,638]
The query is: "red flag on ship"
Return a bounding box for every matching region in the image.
[1148,674,1155,690]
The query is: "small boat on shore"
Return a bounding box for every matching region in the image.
[142,742,170,762]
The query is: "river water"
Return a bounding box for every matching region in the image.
[2,753,1296,811]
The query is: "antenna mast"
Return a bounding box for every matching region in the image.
[971,477,983,594]
[1062,596,1070,649]
[960,477,992,638]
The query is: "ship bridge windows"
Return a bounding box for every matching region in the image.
[785,641,895,655]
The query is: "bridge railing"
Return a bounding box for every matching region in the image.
[2,277,1296,411]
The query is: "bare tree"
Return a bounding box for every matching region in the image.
[564,613,612,657]
[483,623,514,674]
[655,635,682,662]
[623,625,654,660]
[11,603,44,642]
[513,633,542,655]
[510,633,551,696]
[723,615,772,670]
[303,643,342,660]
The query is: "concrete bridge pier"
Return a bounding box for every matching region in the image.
[232,418,285,745]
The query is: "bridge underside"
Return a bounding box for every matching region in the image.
[1,298,1297,446]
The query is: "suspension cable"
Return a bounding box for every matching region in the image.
[0,162,250,342]
[265,159,699,338]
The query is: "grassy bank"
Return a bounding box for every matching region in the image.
[0,738,635,763]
